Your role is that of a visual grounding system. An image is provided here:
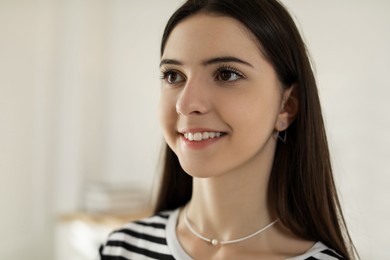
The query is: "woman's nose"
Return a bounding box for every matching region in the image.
[175,78,211,116]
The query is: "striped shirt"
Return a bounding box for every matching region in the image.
[99,209,343,260]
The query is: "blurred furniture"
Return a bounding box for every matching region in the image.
[55,211,151,260]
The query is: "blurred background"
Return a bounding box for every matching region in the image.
[0,0,389,259]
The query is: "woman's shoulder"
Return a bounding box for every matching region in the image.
[99,210,177,260]
[288,241,344,260]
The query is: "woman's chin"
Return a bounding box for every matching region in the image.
[181,165,222,179]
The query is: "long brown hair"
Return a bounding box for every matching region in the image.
[154,0,356,258]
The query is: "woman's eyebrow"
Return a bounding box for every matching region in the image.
[159,59,182,67]
[159,56,253,68]
[202,56,254,68]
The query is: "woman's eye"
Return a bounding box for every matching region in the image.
[162,71,185,84]
[216,68,244,82]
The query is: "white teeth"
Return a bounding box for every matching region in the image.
[193,132,202,141]
[183,131,224,142]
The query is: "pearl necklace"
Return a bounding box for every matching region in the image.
[184,207,280,246]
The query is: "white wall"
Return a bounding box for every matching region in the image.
[0,0,180,259]
[0,1,55,259]
[0,0,388,259]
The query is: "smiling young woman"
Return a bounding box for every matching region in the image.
[100,0,357,259]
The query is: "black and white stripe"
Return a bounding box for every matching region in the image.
[291,244,344,260]
[305,249,343,260]
[100,212,174,260]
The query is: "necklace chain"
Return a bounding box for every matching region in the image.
[184,207,280,246]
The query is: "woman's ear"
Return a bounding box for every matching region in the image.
[275,84,299,131]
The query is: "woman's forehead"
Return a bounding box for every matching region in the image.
[162,13,264,65]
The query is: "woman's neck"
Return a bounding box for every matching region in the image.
[186,162,274,242]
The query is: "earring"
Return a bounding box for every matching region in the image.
[276,121,287,143]
[277,130,287,143]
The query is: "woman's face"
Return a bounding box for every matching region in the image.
[159,14,288,178]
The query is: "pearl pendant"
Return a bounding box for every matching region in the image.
[211,239,219,246]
